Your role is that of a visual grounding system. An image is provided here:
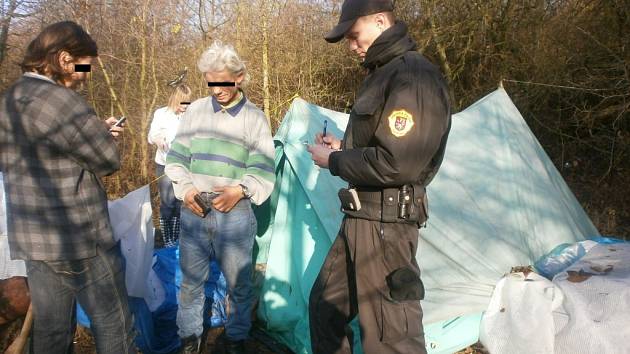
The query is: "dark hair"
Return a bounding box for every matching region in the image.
[21,21,98,82]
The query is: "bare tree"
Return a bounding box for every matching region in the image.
[0,0,37,70]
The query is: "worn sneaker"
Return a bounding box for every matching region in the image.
[179,335,201,354]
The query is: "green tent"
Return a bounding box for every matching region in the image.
[254,88,599,354]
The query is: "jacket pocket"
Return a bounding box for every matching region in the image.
[379,295,423,344]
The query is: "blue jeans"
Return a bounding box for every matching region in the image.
[156,164,181,220]
[25,243,135,354]
[177,199,257,340]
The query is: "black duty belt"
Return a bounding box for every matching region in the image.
[338,184,428,227]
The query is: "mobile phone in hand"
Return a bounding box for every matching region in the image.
[113,116,126,127]
[109,116,126,132]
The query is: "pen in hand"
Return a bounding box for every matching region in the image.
[322,119,327,146]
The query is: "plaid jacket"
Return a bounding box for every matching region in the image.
[0,74,120,261]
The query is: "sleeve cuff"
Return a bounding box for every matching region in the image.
[238,180,252,198]
[328,150,342,176]
[177,182,195,201]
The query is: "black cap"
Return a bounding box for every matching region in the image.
[325,0,394,43]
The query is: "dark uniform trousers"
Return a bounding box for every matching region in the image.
[309,217,426,354]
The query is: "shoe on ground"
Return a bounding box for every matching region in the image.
[179,335,201,354]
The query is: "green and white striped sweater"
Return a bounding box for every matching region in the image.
[165,94,275,205]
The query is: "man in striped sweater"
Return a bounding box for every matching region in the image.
[165,41,275,354]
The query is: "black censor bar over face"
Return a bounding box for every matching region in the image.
[74,64,91,72]
[207,82,236,87]
[180,102,191,105]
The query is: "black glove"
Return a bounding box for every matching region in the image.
[386,267,424,301]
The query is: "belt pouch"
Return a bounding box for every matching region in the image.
[338,188,361,211]
[381,188,398,222]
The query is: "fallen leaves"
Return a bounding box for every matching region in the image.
[567,269,595,283]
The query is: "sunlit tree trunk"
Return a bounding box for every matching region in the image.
[426,1,455,106]
[261,0,271,125]
[235,0,242,51]
[138,0,149,180]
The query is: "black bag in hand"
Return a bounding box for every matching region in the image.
[193,193,217,218]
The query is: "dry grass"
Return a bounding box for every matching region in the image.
[0,317,24,352]
[456,342,490,354]
[74,326,97,354]
[69,325,279,354]
[0,320,484,353]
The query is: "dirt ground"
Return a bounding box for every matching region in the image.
[0,322,285,354]
[0,319,488,354]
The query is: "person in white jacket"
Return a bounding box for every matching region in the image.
[148,84,192,247]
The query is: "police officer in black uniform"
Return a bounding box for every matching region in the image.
[306,0,452,353]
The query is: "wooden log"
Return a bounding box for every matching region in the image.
[4,303,32,354]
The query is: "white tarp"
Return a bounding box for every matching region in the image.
[107,185,155,298]
[480,242,630,353]
[0,172,27,279]
[0,172,5,236]
[554,243,630,353]
[479,272,563,353]
[419,88,600,322]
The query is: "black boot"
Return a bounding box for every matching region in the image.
[224,339,247,354]
[179,335,201,354]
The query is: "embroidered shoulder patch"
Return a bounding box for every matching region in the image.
[387,109,414,137]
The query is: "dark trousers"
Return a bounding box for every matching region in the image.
[309,217,426,354]
[25,243,135,354]
[156,163,181,220]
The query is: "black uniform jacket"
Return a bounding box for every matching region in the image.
[329,22,451,189]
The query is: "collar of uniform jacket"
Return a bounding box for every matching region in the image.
[362,21,417,70]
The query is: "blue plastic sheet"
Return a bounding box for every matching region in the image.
[534,237,626,279]
[78,246,228,354]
